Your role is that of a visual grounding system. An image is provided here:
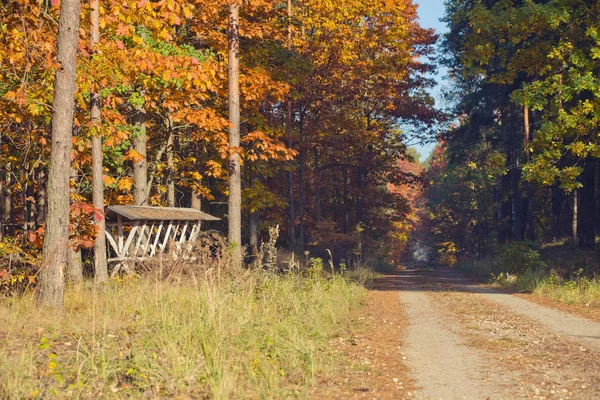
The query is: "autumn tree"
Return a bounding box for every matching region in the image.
[37,0,81,308]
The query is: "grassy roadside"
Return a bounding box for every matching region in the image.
[456,241,600,309]
[0,269,369,399]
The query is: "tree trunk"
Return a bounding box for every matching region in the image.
[579,158,595,249]
[0,176,3,240]
[572,189,578,243]
[36,167,47,229]
[66,167,83,284]
[510,112,524,241]
[286,0,296,250]
[191,148,202,210]
[166,123,175,207]
[298,109,305,257]
[227,2,242,252]
[3,167,12,236]
[287,102,296,249]
[356,166,363,224]
[24,168,36,243]
[38,0,81,309]
[342,167,350,234]
[132,96,148,206]
[249,170,259,257]
[90,0,108,283]
[314,147,321,223]
[523,105,535,241]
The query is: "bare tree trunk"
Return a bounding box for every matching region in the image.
[228,2,242,252]
[66,166,83,284]
[132,96,148,206]
[191,146,202,210]
[0,176,3,240]
[24,167,35,244]
[249,168,259,257]
[572,189,578,243]
[38,0,81,309]
[287,101,296,249]
[90,0,108,283]
[313,147,321,223]
[356,166,363,224]
[166,123,175,207]
[298,108,305,254]
[36,167,47,229]
[286,0,296,250]
[523,105,534,241]
[3,167,12,236]
[579,158,595,249]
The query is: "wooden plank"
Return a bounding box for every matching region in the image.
[139,222,155,257]
[150,221,164,256]
[105,229,120,255]
[133,220,147,256]
[117,215,124,252]
[159,221,174,252]
[121,220,140,258]
[179,222,189,244]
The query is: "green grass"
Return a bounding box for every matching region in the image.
[0,270,367,399]
[490,269,600,306]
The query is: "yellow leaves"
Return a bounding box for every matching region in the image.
[103,175,117,187]
[124,149,146,163]
[117,177,134,192]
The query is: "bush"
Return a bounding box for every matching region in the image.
[497,241,546,274]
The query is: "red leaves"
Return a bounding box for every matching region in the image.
[70,202,102,250]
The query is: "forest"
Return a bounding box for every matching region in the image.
[0,0,439,301]
[1,0,600,398]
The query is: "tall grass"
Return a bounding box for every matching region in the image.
[490,269,600,306]
[0,270,367,399]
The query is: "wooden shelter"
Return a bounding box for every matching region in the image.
[104,205,220,274]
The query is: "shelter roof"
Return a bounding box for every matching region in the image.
[106,205,220,222]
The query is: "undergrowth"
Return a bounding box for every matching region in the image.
[461,242,600,307]
[0,267,368,399]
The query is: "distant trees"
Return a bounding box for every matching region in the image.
[423,0,600,264]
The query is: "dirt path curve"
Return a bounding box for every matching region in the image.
[395,265,600,399]
[459,274,600,351]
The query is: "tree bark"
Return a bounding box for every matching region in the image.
[24,168,36,242]
[90,0,108,282]
[0,176,3,240]
[298,108,305,254]
[523,105,534,241]
[3,166,12,236]
[36,167,47,229]
[228,2,242,252]
[356,166,363,224]
[166,122,175,207]
[579,158,595,249]
[249,169,259,257]
[132,96,148,206]
[38,0,81,309]
[572,189,578,243]
[314,147,321,223]
[286,0,296,250]
[66,166,83,284]
[191,147,202,210]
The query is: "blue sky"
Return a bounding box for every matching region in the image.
[410,0,449,161]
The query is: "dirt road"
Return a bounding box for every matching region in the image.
[398,266,600,400]
[314,266,600,399]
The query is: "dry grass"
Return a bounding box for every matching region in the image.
[0,267,367,399]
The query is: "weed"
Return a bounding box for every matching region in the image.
[0,267,366,399]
